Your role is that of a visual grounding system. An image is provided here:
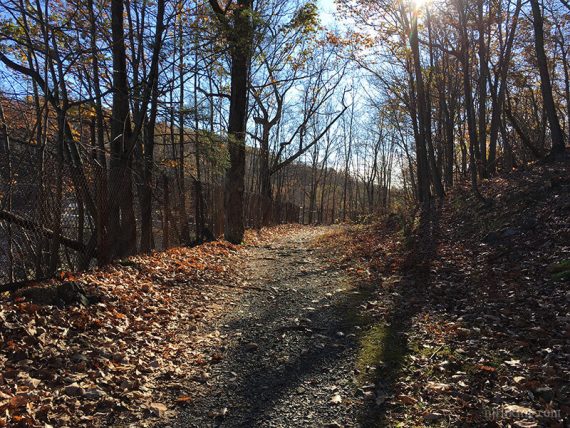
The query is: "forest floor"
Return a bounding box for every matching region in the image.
[2,225,376,428]
[311,159,569,428]
[1,160,569,428]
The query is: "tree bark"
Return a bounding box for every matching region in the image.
[110,0,136,258]
[410,11,434,205]
[210,0,253,244]
[477,0,489,177]
[456,0,485,200]
[530,0,566,157]
[488,0,521,174]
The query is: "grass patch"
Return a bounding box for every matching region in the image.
[408,342,455,360]
[356,322,408,385]
[356,324,388,383]
[354,320,409,428]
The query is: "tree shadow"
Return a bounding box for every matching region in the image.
[205,274,376,427]
[356,207,442,427]
[171,243,390,427]
[172,211,444,427]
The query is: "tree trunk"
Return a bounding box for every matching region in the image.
[530,0,566,157]
[477,0,489,177]
[410,12,435,205]
[259,125,272,227]
[488,0,521,174]
[0,102,15,282]
[177,18,190,244]
[110,0,136,258]
[193,33,206,242]
[162,174,170,249]
[139,118,154,253]
[88,0,109,264]
[456,0,484,200]
[224,0,253,244]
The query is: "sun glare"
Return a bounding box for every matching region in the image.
[412,0,430,10]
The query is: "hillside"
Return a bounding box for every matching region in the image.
[321,158,569,426]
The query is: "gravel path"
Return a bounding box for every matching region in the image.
[171,227,374,427]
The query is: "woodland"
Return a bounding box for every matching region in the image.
[0,0,569,426]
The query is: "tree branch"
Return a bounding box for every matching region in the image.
[0,210,87,253]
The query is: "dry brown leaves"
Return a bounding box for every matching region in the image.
[0,240,245,427]
[318,162,569,427]
[244,224,312,246]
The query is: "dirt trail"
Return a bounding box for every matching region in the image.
[172,226,373,427]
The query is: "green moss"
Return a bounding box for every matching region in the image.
[463,353,503,375]
[408,342,456,360]
[356,324,388,382]
[548,260,570,281]
[549,259,570,272]
[354,320,410,428]
[336,282,375,328]
[356,322,408,385]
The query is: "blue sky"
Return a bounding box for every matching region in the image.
[317,0,338,27]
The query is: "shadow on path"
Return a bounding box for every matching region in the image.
[172,229,377,427]
[172,217,444,427]
[356,208,442,427]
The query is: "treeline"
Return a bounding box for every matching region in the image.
[339,0,568,206]
[0,0,400,285]
[9,0,564,285]
[0,90,390,284]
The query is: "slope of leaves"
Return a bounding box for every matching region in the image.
[321,160,570,427]
[0,241,245,427]
[243,224,311,246]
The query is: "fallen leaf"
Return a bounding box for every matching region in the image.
[478,365,496,372]
[513,421,538,428]
[244,342,259,352]
[426,381,451,392]
[63,383,84,397]
[505,359,521,367]
[423,412,443,421]
[175,395,192,405]
[330,393,342,405]
[503,404,536,415]
[149,402,168,417]
[398,395,417,405]
[8,396,27,409]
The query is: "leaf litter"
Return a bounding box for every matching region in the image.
[0,240,247,427]
[318,162,569,427]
